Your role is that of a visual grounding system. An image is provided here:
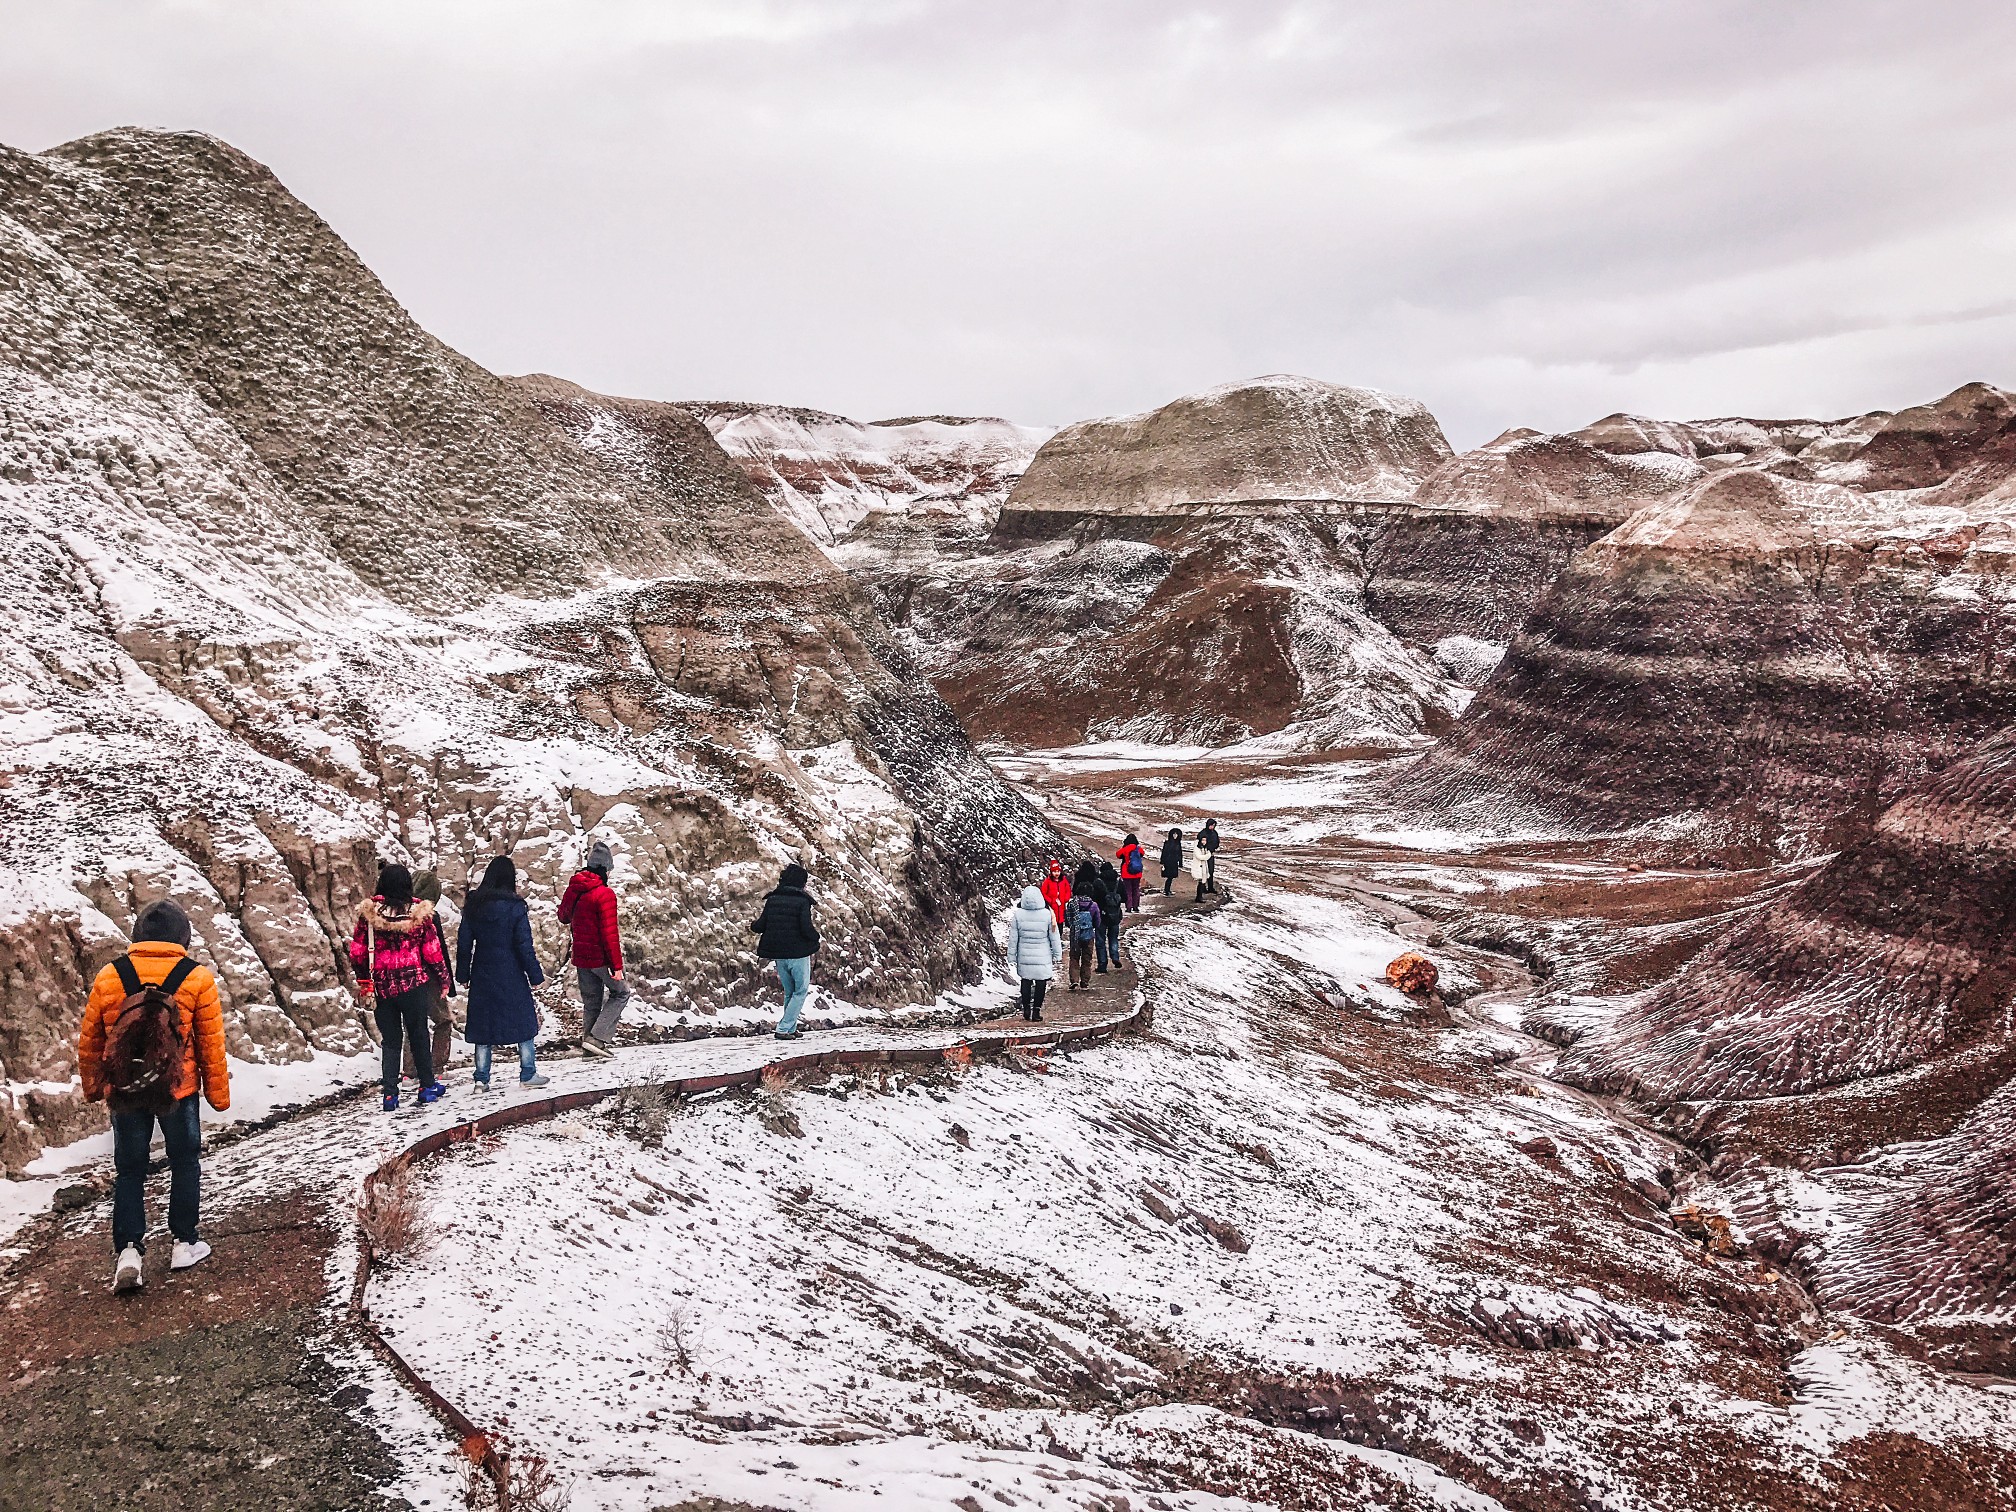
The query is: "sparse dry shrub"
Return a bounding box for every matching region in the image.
[942,1043,973,1078]
[1232,1140,1277,1168]
[759,1064,802,1098]
[658,1302,702,1375]
[459,1440,573,1511]
[357,1156,435,1265]
[1005,1044,1051,1075]
[611,1081,675,1147]
[852,1064,895,1097]
[757,1064,804,1137]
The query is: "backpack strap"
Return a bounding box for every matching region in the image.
[112,955,143,996]
[160,957,198,999]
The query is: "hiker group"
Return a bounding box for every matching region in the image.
[77,842,820,1294]
[73,815,1217,1289]
[1005,819,1222,1020]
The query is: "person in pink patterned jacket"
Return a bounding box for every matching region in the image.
[348,862,452,1111]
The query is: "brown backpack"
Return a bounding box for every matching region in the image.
[103,956,196,1114]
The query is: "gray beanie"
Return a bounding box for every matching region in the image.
[133,898,193,949]
[586,840,614,876]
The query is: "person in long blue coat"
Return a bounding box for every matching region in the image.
[456,855,549,1089]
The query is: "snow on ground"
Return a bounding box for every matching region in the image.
[329,809,2016,1512]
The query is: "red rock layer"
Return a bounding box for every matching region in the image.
[1387,469,2016,860]
[1559,728,2016,1122]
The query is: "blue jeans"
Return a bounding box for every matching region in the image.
[473,1040,538,1083]
[774,956,811,1033]
[111,1093,201,1253]
[1099,917,1122,969]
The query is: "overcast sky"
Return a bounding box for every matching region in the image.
[5,1,2014,447]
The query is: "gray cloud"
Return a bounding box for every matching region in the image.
[4,0,2013,446]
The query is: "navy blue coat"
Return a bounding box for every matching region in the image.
[456,893,545,1045]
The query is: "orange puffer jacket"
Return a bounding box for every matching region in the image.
[78,942,231,1111]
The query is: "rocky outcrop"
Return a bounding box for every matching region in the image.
[1559,727,2016,1151]
[843,376,1470,750]
[1001,375,1452,526]
[916,514,1462,750]
[1364,428,1695,645]
[688,401,1051,549]
[1818,1082,2016,1370]
[0,128,1051,1170]
[1386,459,2016,859]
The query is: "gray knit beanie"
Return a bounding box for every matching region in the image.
[133,898,193,949]
[587,840,614,876]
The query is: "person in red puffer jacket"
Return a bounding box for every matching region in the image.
[558,839,628,1057]
[1039,858,1071,929]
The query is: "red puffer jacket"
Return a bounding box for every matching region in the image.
[558,870,624,970]
[1039,873,1071,927]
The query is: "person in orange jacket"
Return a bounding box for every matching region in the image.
[77,899,230,1293]
[1038,858,1072,929]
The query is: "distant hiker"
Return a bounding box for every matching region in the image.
[1007,885,1062,1020]
[1095,861,1126,972]
[1159,827,1184,897]
[402,868,457,1080]
[78,899,230,1292]
[457,856,549,1090]
[1064,877,1103,991]
[1039,858,1072,929]
[1196,819,1221,897]
[750,862,821,1040]
[559,840,628,1058]
[351,863,451,1111]
[1115,834,1146,912]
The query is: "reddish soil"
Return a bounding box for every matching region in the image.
[0,1190,402,1510]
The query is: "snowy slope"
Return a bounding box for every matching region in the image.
[0,128,1053,1170]
[352,841,2016,1510]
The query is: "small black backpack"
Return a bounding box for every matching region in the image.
[103,956,195,1114]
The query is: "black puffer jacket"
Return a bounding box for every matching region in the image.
[750,885,820,959]
[1159,834,1184,877]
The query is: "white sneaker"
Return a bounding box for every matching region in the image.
[169,1239,212,1271]
[580,1037,612,1059]
[113,1246,144,1292]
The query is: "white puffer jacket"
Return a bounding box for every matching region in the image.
[1006,887,1062,980]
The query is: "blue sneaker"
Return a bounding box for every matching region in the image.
[419,1081,448,1105]
[383,1093,399,1112]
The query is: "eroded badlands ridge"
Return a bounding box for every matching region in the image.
[689,399,1051,548]
[764,365,2016,1367]
[1003,373,1452,521]
[0,128,1051,1168]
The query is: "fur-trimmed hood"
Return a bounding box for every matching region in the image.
[357,896,436,934]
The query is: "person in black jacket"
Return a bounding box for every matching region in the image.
[1095,862,1125,971]
[750,862,821,1039]
[1159,827,1184,896]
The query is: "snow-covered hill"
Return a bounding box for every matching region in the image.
[0,128,1052,1170]
[688,400,1052,548]
[1006,374,1453,520]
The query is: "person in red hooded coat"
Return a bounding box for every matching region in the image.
[1038,858,1071,929]
[558,839,628,1056]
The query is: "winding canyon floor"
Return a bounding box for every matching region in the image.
[6,748,2016,1511]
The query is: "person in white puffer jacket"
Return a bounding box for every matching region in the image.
[1006,884,1062,1021]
